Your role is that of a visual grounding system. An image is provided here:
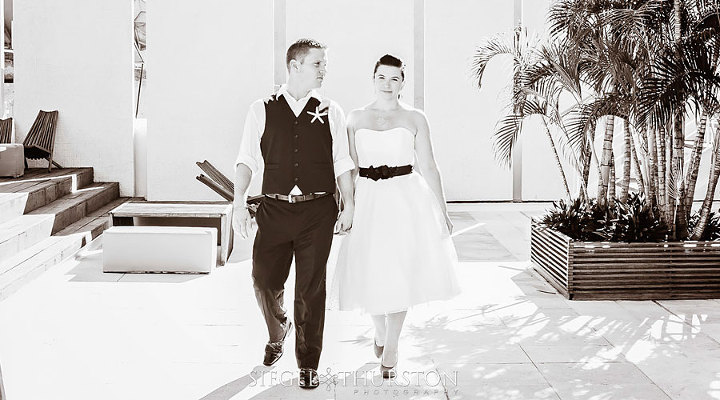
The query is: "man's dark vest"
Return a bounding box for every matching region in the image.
[261,95,335,194]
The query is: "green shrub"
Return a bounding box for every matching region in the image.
[540,192,669,242]
[607,192,668,242]
[539,197,610,241]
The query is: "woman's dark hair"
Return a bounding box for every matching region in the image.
[373,54,405,81]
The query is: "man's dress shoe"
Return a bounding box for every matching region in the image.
[262,321,292,366]
[299,368,319,389]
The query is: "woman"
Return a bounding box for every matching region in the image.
[333,54,461,378]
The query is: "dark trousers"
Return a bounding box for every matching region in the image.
[252,195,337,369]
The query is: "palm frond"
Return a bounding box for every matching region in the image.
[492,113,524,167]
[472,34,515,89]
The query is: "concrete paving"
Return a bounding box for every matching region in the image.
[0,203,719,399]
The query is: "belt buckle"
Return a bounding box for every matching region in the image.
[288,195,296,204]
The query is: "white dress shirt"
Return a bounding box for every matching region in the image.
[235,85,355,195]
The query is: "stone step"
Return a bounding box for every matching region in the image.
[29,182,120,235]
[0,233,86,301]
[0,176,73,213]
[0,214,55,264]
[0,193,27,224]
[0,167,95,188]
[0,168,95,214]
[56,197,134,245]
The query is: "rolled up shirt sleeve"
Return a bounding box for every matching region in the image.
[329,102,355,178]
[234,101,264,176]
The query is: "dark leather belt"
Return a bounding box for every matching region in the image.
[264,192,331,203]
[359,165,413,181]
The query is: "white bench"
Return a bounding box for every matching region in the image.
[102,226,217,273]
[0,144,24,178]
[109,202,233,265]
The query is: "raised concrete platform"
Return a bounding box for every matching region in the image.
[0,193,27,224]
[0,215,55,263]
[0,234,85,301]
[0,168,128,299]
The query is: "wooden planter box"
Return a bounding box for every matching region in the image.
[530,221,720,300]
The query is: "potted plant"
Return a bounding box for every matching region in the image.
[532,194,720,300]
[474,0,720,299]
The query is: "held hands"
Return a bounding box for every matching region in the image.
[334,206,354,234]
[233,203,254,239]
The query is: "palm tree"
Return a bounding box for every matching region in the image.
[472,26,577,199]
[635,3,720,238]
[549,0,646,207]
[551,0,720,239]
[473,0,720,240]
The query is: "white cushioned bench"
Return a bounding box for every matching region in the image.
[102,226,217,273]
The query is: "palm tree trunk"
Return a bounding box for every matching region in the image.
[666,125,676,236]
[609,150,616,207]
[673,112,688,239]
[542,117,572,199]
[582,139,592,189]
[630,130,646,197]
[684,111,708,218]
[620,119,632,202]
[672,0,687,239]
[690,122,720,240]
[580,123,595,201]
[657,127,667,219]
[647,127,659,207]
[598,115,615,205]
[635,125,650,197]
[584,121,597,189]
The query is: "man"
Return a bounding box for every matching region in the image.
[233,38,354,389]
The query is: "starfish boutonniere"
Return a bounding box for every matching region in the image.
[307,106,329,124]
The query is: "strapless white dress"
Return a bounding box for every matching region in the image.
[332,127,461,314]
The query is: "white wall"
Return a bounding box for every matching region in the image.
[284,0,516,201]
[286,0,414,114]
[426,0,514,200]
[145,1,273,201]
[140,0,720,202]
[14,0,134,195]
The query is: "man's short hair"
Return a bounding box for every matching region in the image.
[286,39,327,70]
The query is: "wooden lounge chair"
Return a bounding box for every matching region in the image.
[23,110,61,172]
[196,160,234,200]
[0,117,11,143]
[195,160,264,216]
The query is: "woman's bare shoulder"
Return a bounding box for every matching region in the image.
[347,107,373,128]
